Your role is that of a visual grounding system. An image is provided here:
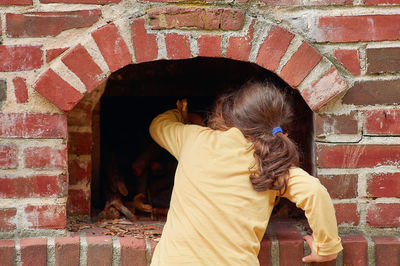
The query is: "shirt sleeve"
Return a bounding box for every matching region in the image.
[149,109,197,160]
[282,168,343,256]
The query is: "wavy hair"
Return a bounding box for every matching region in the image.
[208,79,299,196]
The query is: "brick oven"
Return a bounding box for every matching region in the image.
[1,0,400,265]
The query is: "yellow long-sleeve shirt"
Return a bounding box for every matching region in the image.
[149,109,342,266]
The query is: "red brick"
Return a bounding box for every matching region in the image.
[0,113,67,138]
[367,173,400,198]
[365,0,400,4]
[25,205,66,229]
[67,100,93,127]
[69,157,91,185]
[41,0,119,3]
[6,10,101,38]
[343,79,400,105]
[86,236,113,266]
[165,33,191,60]
[373,236,400,266]
[334,49,360,75]
[316,15,400,42]
[13,77,28,103]
[261,0,351,4]
[131,18,158,63]
[220,8,245,30]
[67,189,90,215]
[197,35,222,58]
[55,236,80,266]
[318,174,358,199]
[365,109,400,135]
[256,26,294,72]
[20,238,47,266]
[0,0,32,5]
[341,235,368,266]
[257,235,271,266]
[24,146,67,169]
[316,144,400,168]
[92,23,132,72]
[226,20,255,62]
[334,203,360,225]
[0,208,17,231]
[0,45,42,72]
[314,112,358,136]
[0,144,18,169]
[34,69,84,112]
[68,132,92,155]
[279,41,322,88]
[46,47,69,63]
[367,47,400,73]
[0,174,67,198]
[367,204,400,227]
[119,237,146,266]
[62,44,106,93]
[0,240,15,266]
[271,221,303,266]
[301,67,348,111]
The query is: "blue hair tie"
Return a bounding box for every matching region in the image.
[272,127,283,136]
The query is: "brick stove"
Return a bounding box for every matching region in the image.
[1,0,400,265]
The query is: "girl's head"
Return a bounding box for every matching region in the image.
[208,79,299,194]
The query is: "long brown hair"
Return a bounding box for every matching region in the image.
[208,79,299,195]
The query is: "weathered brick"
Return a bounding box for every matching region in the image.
[197,35,222,58]
[367,204,400,227]
[86,236,113,266]
[220,8,245,30]
[20,238,47,266]
[0,175,66,198]
[257,235,271,266]
[0,0,32,5]
[226,20,255,62]
[0,79,6,106]
[316,15,400,42]
[67,189,90,215]
[316,144,400,168]
[334,203,360,225]
[55,236,80,266]
[373,236,400,266]
[343,79,400,105]
[301,67,348,111]
[365,0,400,4]
[0,208,17,231]
[364,109,400,135]
[25,205,66,229]
[24,146,67,170]
[0,113,67,138]
[41,0,119,3]
[314,112,358,136]
[13,77,28,103]
[46,47,68,63]
[0,45,42,71]
[131,18,158,63]
[67,101,93,126]
[34,69,84,112]
[62,44,106,93]
[165,33,191,60]
[0,240,15,266]
[270,222,303,266]
[256,26,294,72]
[119,237,146,266]
[261,0,351,5]
[6,10,101,38]
[318,174,358,199]
[334,49,360,75]
[68,132,92,155]
[69,157,91,185]
[0,144,18,169]
[92,23,132,72]
[367,47,400,73]
[341,235,368,266]
[279,41,322,88]
[367,173,400,198]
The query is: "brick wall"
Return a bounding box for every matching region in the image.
[0,0,399,246]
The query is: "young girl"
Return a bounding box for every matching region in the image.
[149,80,342,265]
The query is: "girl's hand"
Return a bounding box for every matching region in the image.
[302,235,338,263]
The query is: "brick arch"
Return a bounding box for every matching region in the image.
[33,15,348,113]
